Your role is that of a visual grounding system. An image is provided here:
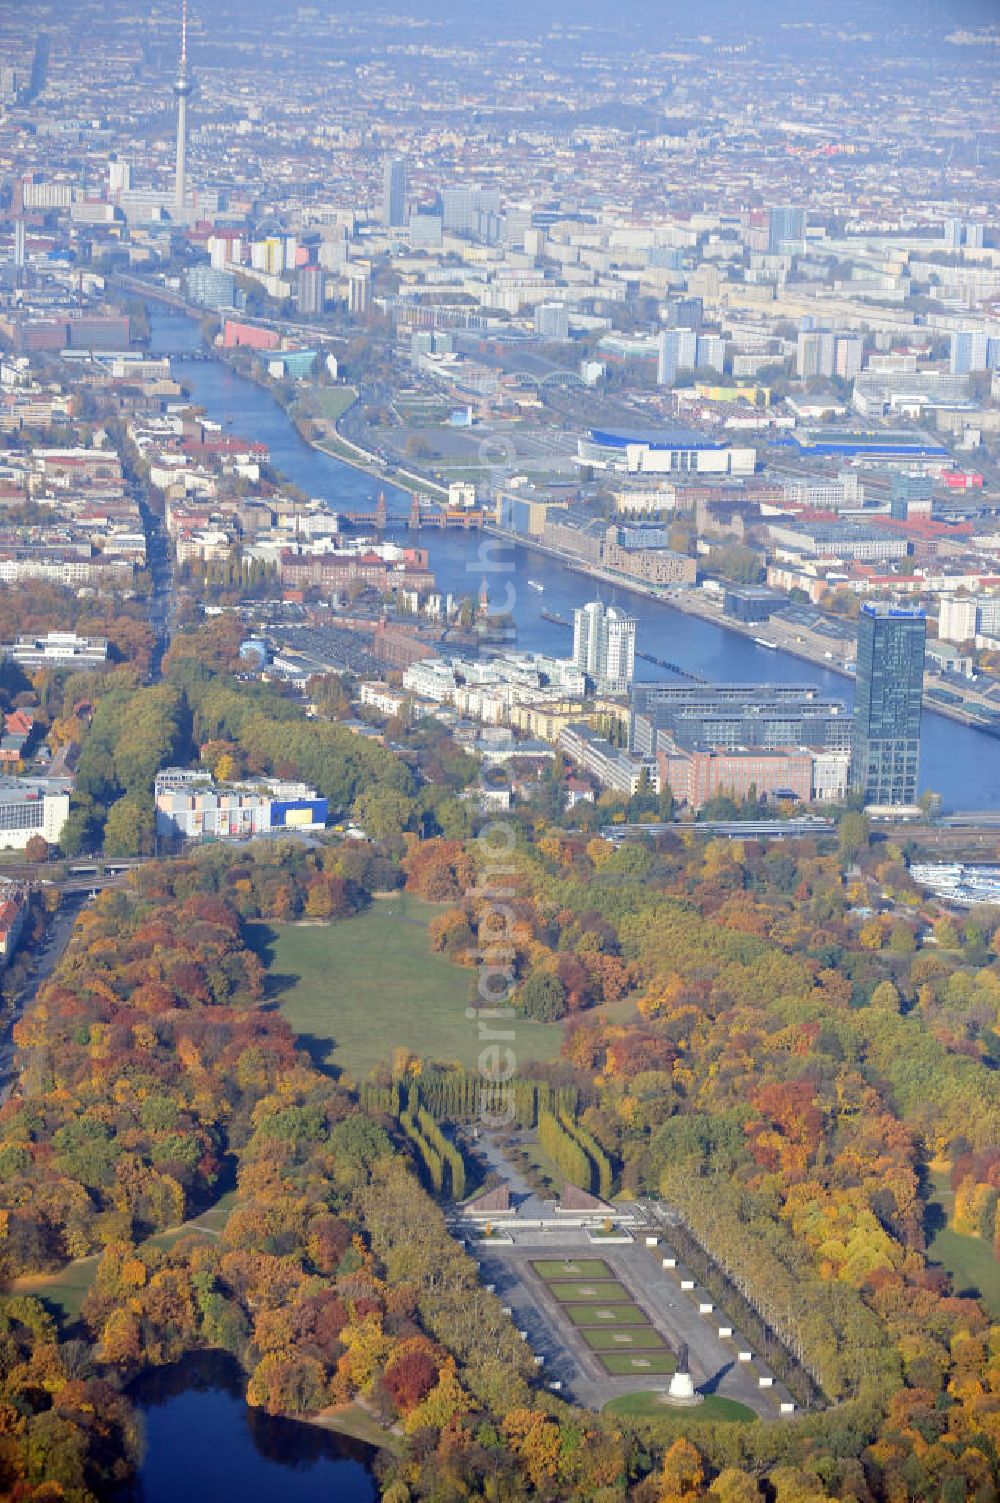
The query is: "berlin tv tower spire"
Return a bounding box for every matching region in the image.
[173,0,193,219]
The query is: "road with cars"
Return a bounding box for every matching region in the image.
[0,894,85,1105]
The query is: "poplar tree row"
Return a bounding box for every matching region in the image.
[399,1106,444,1195]
[559,1112,614,1199]
[412,1072,578,1129]
[387,1090,467,1201]
[537,1111,591,1190]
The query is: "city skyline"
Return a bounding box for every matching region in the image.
[0,2,998,1501]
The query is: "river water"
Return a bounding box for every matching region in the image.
[148,308,1000,810]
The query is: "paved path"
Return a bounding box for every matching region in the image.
[470,1131,550,1219]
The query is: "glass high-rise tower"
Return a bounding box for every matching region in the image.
[850,603,926,807]
[382,156,407,228]
[768,205,805,254]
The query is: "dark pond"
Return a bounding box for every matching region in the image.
[116,1351,377,1502]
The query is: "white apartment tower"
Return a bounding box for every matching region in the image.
[603,608,637,693]
[572,600,605,678]
[572,601,636,693]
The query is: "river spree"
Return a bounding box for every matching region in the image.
[117,1353,376,1502]
[149,308,1000,810]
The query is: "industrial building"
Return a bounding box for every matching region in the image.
[154,768,328,843]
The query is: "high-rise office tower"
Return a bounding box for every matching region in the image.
[382,156,407,228]
[950,329,990,376]
[696,334,726,374]
[347,267,371,316]
[410,212,443,249]
[503,201,532,247]
[109,159,131,198]
[535,301,569,340]
[834,335,864,381]
[796,330,836,379]
[768,205,805,254]
[298,265,324,316]
[944,218,984,250]
[664,296,703,331]
[173,0,193,220]
[850,602,926,807]
[657,328,697,386]
[441,185,501,237]
[441,186,478,234]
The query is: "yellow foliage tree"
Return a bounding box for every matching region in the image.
[659,1437,705,1503]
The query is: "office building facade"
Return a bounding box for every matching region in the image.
[4,632,108,670]
[630,682,852,757]
[950,329,990,376]
[768,206,805,253]
[184,265,241,312]
[850,603,926,807]
[347,268,371,316]
[535,301,569,340]
[298,265,325,316]
[382,156,407,228]
[442,185,501,237]
[657,328,697,385]
[0,779,69,850]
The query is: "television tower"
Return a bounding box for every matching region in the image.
[173,0,193,220]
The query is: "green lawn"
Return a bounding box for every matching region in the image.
[532,1258,611,1281]
[302,385,357,421]
[547,1280,632,1304]
[603,1392,754,1422]
[256,898,563,1081]
[582,1328,667,1352]
[926,1171,1000,1317]
[599,1354,679,1377]
[15,1255,100,1325]
[565,1303,651,1327]
[314,1403,404,1457]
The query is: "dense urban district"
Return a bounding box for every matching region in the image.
[0,0,997,1499]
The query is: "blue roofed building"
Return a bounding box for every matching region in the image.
[578,426,756,476]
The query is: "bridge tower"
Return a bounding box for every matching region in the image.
[375,490,387,530]
[408,493,421,530]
